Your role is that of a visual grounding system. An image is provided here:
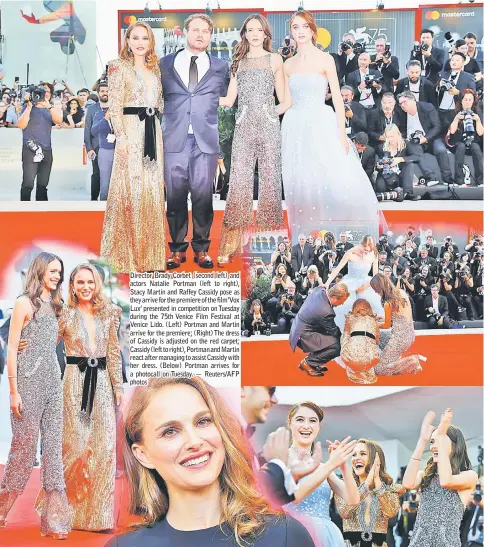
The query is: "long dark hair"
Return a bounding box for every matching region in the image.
[231,15,273,76]
[370,273,408,312]
[287,401,324,455]
[353,438,394,486]
[455,88,480,114]
[421,425,472,490]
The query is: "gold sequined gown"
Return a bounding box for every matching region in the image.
[219,53,284,258]
[335,482,404,547]
[101,58,166,273]
[59,305,123,531]
[340,313,379,384]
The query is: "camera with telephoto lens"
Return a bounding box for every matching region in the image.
[23,85,47,105]
[364,74,383,88]
[456,264,470,278]
[473,483,482,503]
[461,109,476,148]
[281,35,293,57]
[408,130,425,144]
[412,41,430,55]
[335,242,345,257]
[340,40,354,52]
[377,152,395,176]
[439,72,458,92]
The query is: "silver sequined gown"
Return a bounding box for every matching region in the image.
[219,53,284,258]
[408,475,464,547]
[281,73,379,241]
[0,299,72,534]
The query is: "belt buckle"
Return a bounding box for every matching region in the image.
[361,531,373,541]
[88,357,98,368]
[145,106,155,117]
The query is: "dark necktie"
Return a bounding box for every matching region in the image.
[189,56,198,92]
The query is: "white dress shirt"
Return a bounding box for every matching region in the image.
[174,48,210,134]
[359,70,375,107]
[432,296,440,314]
[407,111,426,137]
[409,80,421,101]
[439,71,460,111]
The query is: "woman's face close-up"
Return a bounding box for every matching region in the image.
[461,93,474,110]
[42,259,62,292]
[352,442,370,477]
[133,384,226,494]
[73,268,96,303]
[253,303,261,313]
[291,15,313,46]
[128,25,150,57]
[290,405,320,450]
[245,18,265,48]
[430,430,452,463]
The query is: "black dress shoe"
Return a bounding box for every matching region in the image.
[194,252,214,269]
[404,193,421,201]
[167,252,186,270]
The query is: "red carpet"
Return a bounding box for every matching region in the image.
[241,333,483,386]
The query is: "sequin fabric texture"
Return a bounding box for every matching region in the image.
[408,475,464,547]
[101,59,166,272]
[335,483,404,547]
[341,313,379,384]
[60,304,123,531]
[219,53,284,258]
[0,299,72,535]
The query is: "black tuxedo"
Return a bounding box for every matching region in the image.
[291,244,314,273]
[395,77,437,107]
[425,245,439,259]
[409,46,445,84]
[367,108,405,147]
[370,54,400,91]
[347,68,384,108]
[336,52,360,82]
[289,287,341,370]
[415,256,437,275]
[344,100,368,136]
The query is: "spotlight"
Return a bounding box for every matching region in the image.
[205,1,212,14]
[376,0,384,9]
[298,1,304,10]
[469,0,475,4]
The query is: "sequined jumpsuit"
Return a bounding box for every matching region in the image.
[0,299,72,535]
[219,53,284,259]
[408,475,464,547]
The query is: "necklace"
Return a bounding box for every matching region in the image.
[290,445,311,458]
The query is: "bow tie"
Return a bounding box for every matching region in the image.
[245,425,256,439]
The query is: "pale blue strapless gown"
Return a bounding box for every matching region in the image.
[281,74,380,242]
[333,261,385,332]
[285,480,345,547]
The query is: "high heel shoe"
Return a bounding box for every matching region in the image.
[217,255,232,267]
[418,355,428,362]
[41,531,68,540]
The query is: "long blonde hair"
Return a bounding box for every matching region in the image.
[67,264,109,315]
[120,22,160,73]
[123,377,278,544]
[231,14,273,76]
[383,124,406,153]
[22,252,64,318]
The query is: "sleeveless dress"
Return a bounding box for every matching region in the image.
[285,480,345,547]
[281,73,380,242]
[409,475,464,547]
[0,299,72,535]
[219,53,284,258]
[333,261,385,332]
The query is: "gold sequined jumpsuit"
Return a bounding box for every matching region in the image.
[219,53,284,259]
[0,299,72,535]
[101,58,166,273]
[59,305,123,531]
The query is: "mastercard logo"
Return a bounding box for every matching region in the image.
[425,10,440,20]
[124,15,137,24]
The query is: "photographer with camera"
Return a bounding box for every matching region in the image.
[374,124,421,201]
[319,248,340,283]
[368,93,405,151]
[391,245,410,277]
[17,82,63,200]
[370,37,400,92]
[425,284,450,328]
[377,251,390,273]
[471,253,484,319]
[424,235,439,259]
[301,265,323,299]
[444,39,482,81]
[352,132,376,182]
[278,35,296,62]
[271,242,292,277]
[377,233,393,255]
[336,32,361,82]
[395,491,421,547]
[291,234,314,280]
[440,235,460,258]
[414,246,437,277]
[243,299,271,337]
[461,475,484,547]
[439,250,456,278]
[466,235,484,258]
[340,85,367,137]
[465,32,484,73]
[397,91,444,186]
[448,89,483,186]
[395,60,438,107]
[413,264,433,320]
[403,238,418,261]
[267,263,293,319]
[409,28,445,85]
[454,259,477,320]
[275,283,302,333]
[397,266,416,311]
[347,53,384,111]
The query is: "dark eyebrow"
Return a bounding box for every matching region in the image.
[154,410,211,432]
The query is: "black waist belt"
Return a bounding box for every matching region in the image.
[343,531,387,546]
[123,107,160,161]
[350,330,376,340]
[66,356,107,414]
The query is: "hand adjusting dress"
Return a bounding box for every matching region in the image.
[101,58,166,273]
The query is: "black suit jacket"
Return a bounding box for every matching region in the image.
[358,145,376,181]
[289,287,340,352]
[370,54,400,91]
[424,294,449,317]
[258,462,295,506]
[291,244,314,273]
[395,77,437,107]
[345,100,368,135]
[402,101,441,142]
[336,52,360,82]
[84,102,102,152]
[347,68,384,107]
[437,70,477,107]
[367,108,405,147]
[409,46,446,84]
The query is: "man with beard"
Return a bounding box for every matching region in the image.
[84,81,109,200]
[395,60,437,107]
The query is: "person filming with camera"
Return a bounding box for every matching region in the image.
[336,32,361,82]
[340,85,367,137]
[444,39,482,82]
[454,261,476,320]
[413,264,433,321]
[448,89,483,186]
[370,37,400,91]
[244,299,271,337]
[408,28,445,85]
[347,52,384,111]
[17,82,63,200]
[374,124,421,201]
[425,284,450,329]
[276,283,302,333]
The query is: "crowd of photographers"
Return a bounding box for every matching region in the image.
[281,29,484,197]
[0,69,112,200]
[244,228,484,336]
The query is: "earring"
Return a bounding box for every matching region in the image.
[128,46,132,53]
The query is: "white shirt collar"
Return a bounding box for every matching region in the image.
[182,47,208,60]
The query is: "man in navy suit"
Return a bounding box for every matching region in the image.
[160,14,229,270]
[408,28,445,85]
